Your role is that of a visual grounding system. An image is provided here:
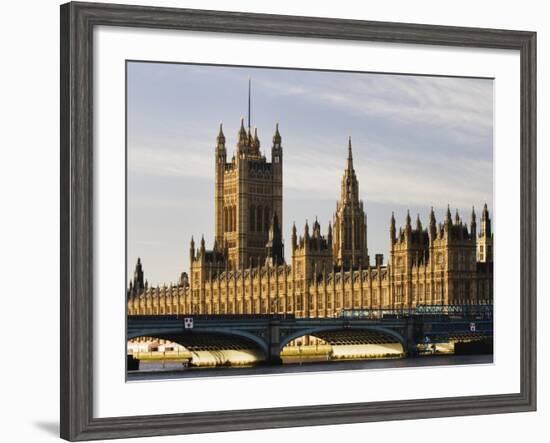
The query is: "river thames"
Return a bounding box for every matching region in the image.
[127,354,493,381]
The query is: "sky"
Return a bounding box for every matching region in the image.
[127,61,494,286]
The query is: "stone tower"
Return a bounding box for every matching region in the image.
[390,206,480,308]
[213,118,283,270]
[390,210,430,308]
[292,219,333,284]
[133,257,144,292]
[332,137,369,269]
[477,203,493,263]
[128,257,145,297]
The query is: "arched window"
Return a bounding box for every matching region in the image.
[256,205,263,232]
[249,205,256,232]
[224,207,228,232]
[232,206,236,232]
[264,207,270,232]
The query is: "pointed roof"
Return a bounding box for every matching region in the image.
[238,117,247,143]
[347,136,354,172]
[217,122,225,144]
[273,122,281,145]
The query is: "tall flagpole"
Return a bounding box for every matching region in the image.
[248,77,251,130]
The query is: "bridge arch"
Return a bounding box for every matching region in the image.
[278,325,407,354]
[128,328,269,357]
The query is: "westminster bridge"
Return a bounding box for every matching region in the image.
[127,305,493,364]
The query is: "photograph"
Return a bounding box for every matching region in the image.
[54,1,537,440]
[125,62,495,380]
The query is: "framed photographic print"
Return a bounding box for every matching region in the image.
[60,1,536,441]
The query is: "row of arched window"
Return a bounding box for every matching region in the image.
[249,205,270,233]
[224,205,272,233]
[223,206,237,232]
[343,223,364,250]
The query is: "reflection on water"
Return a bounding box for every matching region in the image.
[186,349,264,366]
[128,354,493,381]
[128,334,409,369]
[128,334,490,379]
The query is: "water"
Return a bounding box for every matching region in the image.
[127,354,493,381]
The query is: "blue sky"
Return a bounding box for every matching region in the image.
[127,61,493,286]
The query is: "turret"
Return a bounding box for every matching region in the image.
[272,123,282,166]
[390,212,396,244]
[216,123,226,152]
[429,207,437,240]
[291,222,297,252]
[405,210,412,234]
[312,217,321,239]
[272,122,282,147]
[416,213,422,232]
[477,203,493,263]
[200,235,205,255]
[470,206,477,240]
[271,123,283,237]
[445,204,452,227]
[189,236,195,261]
[132,257,145,295]
[250,127,261,156]
[237,117,248,155]
[480,203,491,237]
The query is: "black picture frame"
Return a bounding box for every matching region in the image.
[60,2,537,441]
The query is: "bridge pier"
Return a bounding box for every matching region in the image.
[267,320,282,365]
[405,317,421,357]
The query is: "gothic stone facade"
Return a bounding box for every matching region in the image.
[127,121,493,317]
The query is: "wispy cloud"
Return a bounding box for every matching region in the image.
[255,73,493,141]
[128,143,212,179]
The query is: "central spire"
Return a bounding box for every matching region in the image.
[333,136,368,269]
[347,136,354,172]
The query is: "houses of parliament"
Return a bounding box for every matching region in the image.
[127,118,494,318]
